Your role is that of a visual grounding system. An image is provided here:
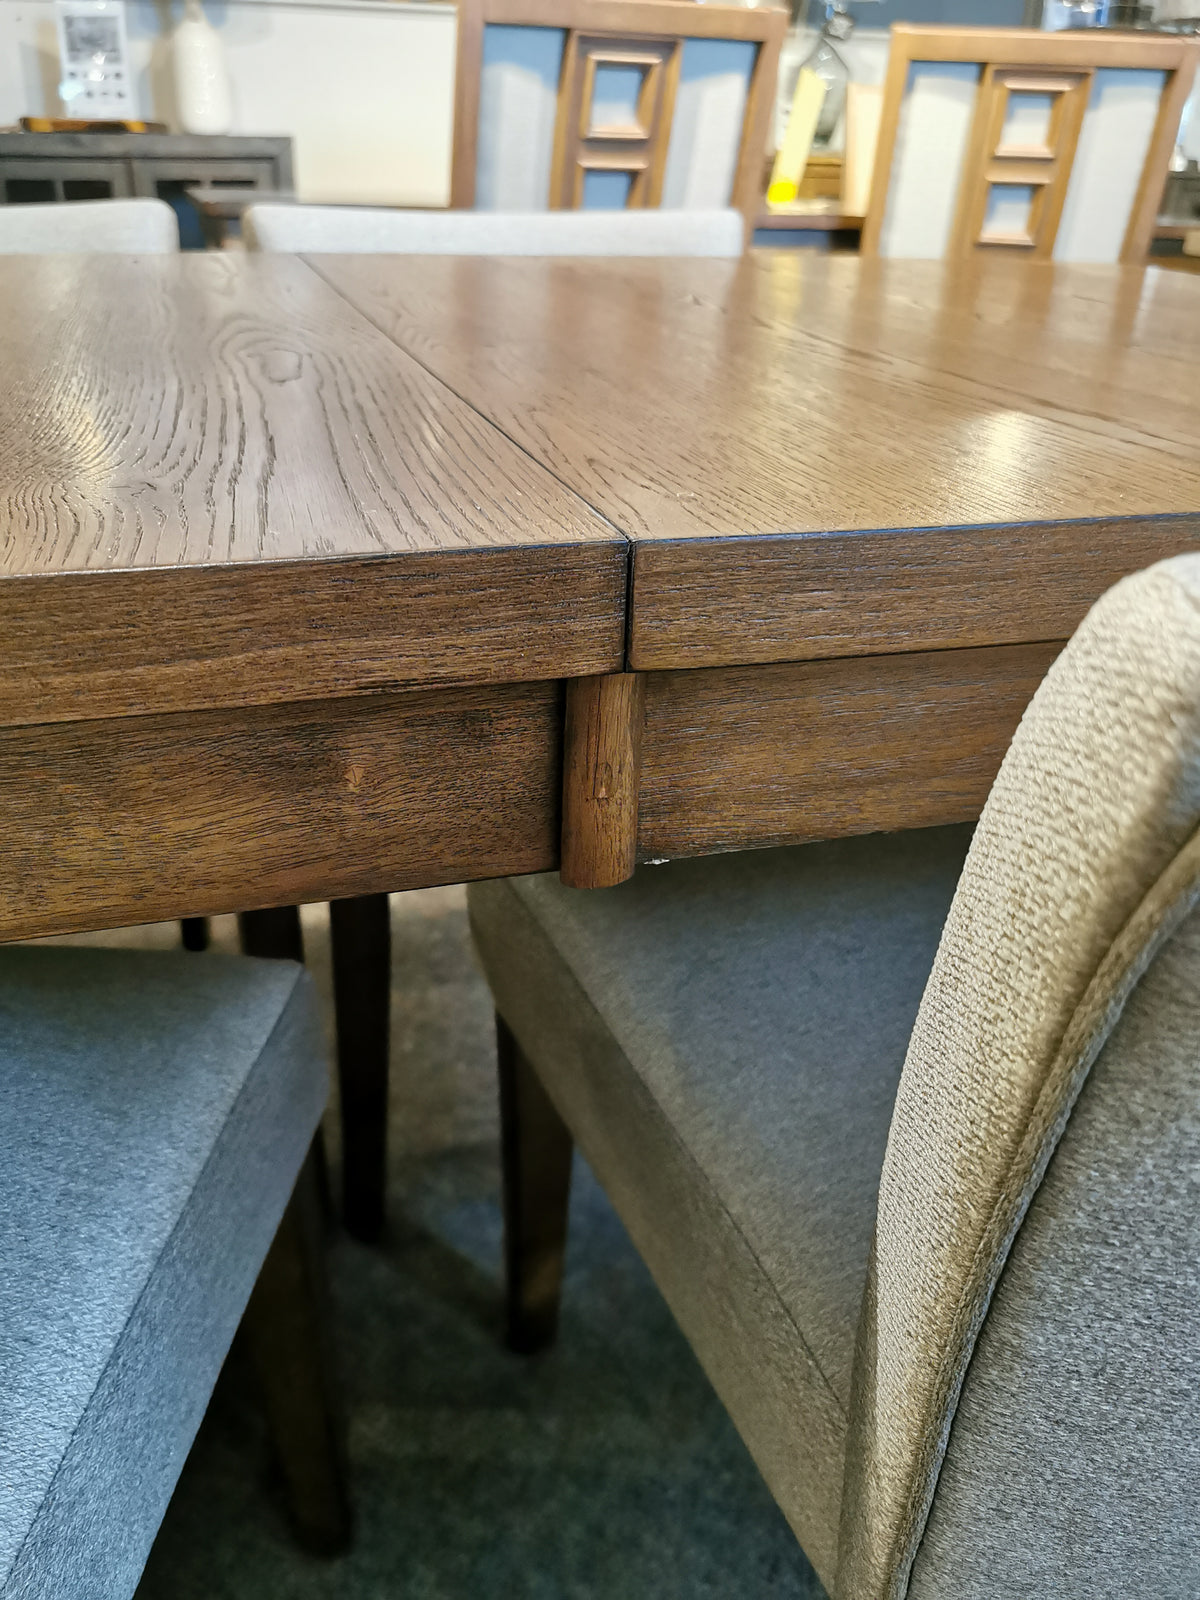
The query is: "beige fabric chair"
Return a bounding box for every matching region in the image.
[243,203,744,256]
[469,553,1200,1598]
[0,198,178,253]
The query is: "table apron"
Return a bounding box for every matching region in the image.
[0,681,563,942]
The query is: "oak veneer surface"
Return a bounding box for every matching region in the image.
[637,642,1060,860]
[0,253,624,724]
[0,681,561,941]
[311,251,1200,669]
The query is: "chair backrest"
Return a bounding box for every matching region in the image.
[451,0,786,226]
[838,554,1200,1598]
[242,202,744,256]
[860,25,1199,261]
[0,198,179,254]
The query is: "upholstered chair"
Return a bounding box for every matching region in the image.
[0,198,179,252]
[0,947,349,1597]
[468,553,1200,1596]
[243,203,744,256]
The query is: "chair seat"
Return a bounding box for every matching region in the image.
[0,946,326,1599]
[467,824,972,1585]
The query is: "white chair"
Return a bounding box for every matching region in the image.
[243,203,745,257]
[0,198,178,253]
[859,24,1199,262]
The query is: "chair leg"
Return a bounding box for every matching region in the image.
[243,1149,351,1558]
[180,917,210,952]
[237,905,305,964]
[329,894,391,1244]
[497,1014,574,1354]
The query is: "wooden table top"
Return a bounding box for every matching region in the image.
[0,252,624,727]
[310,251,1200,669]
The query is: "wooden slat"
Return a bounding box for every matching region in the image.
[628,515,1199,670]
[881,24,1198,71]
[0,683,561,941]
[637,643,1060,860]
[0,544,625,727]
[1123,44,1200,262]
[475,0,785,42]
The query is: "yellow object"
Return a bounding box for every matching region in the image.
[767,68,827,207]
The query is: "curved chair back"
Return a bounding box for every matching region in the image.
[243,203,744,255]
[0,198,179,253]
[859,25,1199,262]
[839,553,1200,1598]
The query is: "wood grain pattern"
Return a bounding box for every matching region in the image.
[629,515,1199,670]
[312,251,1200,668]
[0,682,561,942]
[0,545,625,727]
[560,672,644,888]
[636,643,1060,860]
[0,253,624,723]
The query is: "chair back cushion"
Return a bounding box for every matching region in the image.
[243,202,744,256]
[0,199,179,254]
[837,554,1200,1598]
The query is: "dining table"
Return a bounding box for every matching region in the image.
[2,246,1199,944]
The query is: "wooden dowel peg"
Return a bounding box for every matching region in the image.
[560,672,645,889]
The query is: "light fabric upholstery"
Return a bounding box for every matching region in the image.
[471,551,1200,1598]
[0,199,179,254]
[243,203,744,257]
[838,554,1200,1599]
[0,946,326,1599]
[906,899,1200,1597]
[468,826,974,1588]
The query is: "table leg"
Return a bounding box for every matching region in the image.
[329,894,392,1243]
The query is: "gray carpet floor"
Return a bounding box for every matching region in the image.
[47,889,827,1599]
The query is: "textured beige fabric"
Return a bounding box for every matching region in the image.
[836,554,1200,1600]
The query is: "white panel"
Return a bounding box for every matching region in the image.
[581,168,633,209]
[879,61,980,259]
[476,25,564,211]
[982,182,1034,240]
[661,38,755,210]
[590,64,644,131]
[0,0,459,208]
[1055,68,1164,264]
[1000,91,1053,151]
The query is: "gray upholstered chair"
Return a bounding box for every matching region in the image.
[0,946,348,1596]
[0,198,178,253]
[468,553,1200,1597]
[243,203,744,257]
